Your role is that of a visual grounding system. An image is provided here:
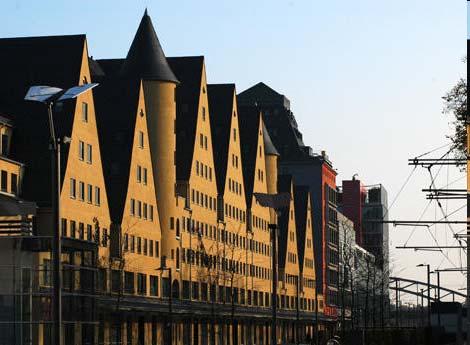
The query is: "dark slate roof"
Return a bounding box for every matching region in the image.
[88,57,105,78]
[120,10,178,83]
[294,185,310,272]
[237,105,262,208]
[262,123,279,156]
[167,56,204,181]
[208,83,236,195]
[94,59,124,78]
[238,82,307,159]
[277,174,294,269]
[238,82,290,110]
[94,77,142,224]
[0,35,86,206]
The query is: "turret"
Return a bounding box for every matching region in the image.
[121,10,179,260]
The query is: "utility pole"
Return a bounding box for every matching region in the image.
[466,114,469,345]
[417,264,431,328]
[427,265,431,328]
[395,280,399,328]
[436,271,441,327]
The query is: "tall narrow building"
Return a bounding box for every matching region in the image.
[120,10,179,262]
[277,175,301,344]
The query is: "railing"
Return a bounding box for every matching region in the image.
[0,219,33,235]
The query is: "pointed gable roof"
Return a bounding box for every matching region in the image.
[294,185,310,270]
[94,78,142,223]
[277,174,294,268]
[120,10,178,83]
[208,83,236,195]
[167,56,204,181]
[238,82,290,109]
[262,123,279,156]
[237,105,262,208]
[0,34,87,206]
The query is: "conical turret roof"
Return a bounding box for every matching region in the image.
[262,123,279,156]
[120,10,178,83]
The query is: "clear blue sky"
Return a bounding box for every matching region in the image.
[1,0,466,300]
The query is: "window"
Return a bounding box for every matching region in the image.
[233,128,237,141]
[137,274,146,295]
[192,282,199,300]
[149,205,154,221]
[70,178,76,199]
[87,184,93,203]
[202,107,206,121]
[130,235,135,252]
[204,136,208,150]
[78,141,85,161]
[137,201,142,218]
[0,170,7,192]
[150,275,158,296]
[78,222,84,239]
[94,186,100,205]
[78,182,85,201]
[144,239,148,255]
[137,237,142,254]
[10,173,17,194]
[143,203,148,220]
[155,241,159,257]
[124,272,134,294]
[82,102,88,122]
[137,165,142,183]
[199,134,204,148]
[149,240,154,256]
[86,224,92,241]
[86,144,92,164]
[138,131,144,148]
[130,199,135,216]
[123,234,129,252]
[143,168,147,185]
[1,134,8,156]
[70,220,76,238]
[61,218,67,237]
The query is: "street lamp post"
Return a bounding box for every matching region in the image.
[417,264,431,328]
[158,256,172,345]
[24,83,98,345]
[431,270,441,326]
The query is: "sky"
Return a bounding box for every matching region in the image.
[0,1,467,303]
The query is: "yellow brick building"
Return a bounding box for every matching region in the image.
[0,9,321,345]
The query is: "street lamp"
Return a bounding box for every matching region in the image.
[253,192,291,345]
[24,83,98,345]
[416,264,431,328]
[157,255,172,345]
[431,270,441,326]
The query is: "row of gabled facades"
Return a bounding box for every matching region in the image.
[0,9,380,345]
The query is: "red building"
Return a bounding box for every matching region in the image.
[340,178,367,246]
